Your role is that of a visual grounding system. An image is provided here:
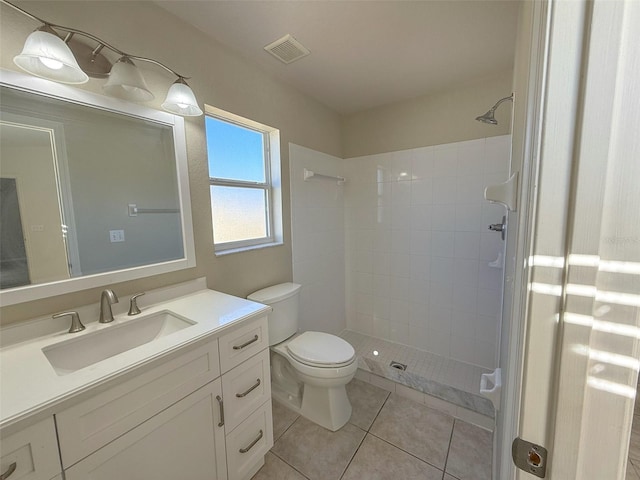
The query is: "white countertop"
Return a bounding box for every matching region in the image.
[0,287,271,430]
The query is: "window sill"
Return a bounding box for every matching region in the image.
[214,241,284,257]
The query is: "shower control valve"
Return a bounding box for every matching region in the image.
[488,215,507,240]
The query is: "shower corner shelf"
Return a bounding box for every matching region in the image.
[484,172,518,211]
[303,168,346,185]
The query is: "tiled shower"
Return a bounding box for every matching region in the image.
[290,135,511,371]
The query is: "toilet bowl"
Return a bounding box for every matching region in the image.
[247,283,357,431]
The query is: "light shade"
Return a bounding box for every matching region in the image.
[13,27,89,84]
[103,56,154,102]
[162,78,202,116]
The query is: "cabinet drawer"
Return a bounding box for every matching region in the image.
[225,400,273,480]
[0,417,60,480]
[56,341,220,468]
[218,317,268,374]
[65,379,227,480]
[222,348,271,432]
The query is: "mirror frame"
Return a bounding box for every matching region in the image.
[0,69,196,306]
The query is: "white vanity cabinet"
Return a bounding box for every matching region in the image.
[0,417,61,480]
[0,287,273,480]
[52,315,271,480]
[218,318,273,479]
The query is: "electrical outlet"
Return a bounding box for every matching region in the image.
[109,229,125,242]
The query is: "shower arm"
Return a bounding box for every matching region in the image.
[488,94,514,114]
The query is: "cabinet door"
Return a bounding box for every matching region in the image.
[65,379,227,480]
[0,417,60,480]
[56,341,220,468]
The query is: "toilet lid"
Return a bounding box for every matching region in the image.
[286,332,355,367]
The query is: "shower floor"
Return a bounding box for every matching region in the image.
[340,330,495,424]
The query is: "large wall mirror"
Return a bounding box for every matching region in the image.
[0,69,195,306]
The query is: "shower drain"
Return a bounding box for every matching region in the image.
[389,361,407,371]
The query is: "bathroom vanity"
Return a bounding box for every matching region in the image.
[0,280,273,480]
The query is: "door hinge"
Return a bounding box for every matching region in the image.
[512,437,548,478]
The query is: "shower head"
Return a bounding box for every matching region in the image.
[476,94,513,125]
[476,109,498,125]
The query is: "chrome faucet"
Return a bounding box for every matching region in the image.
[99,289,119,323]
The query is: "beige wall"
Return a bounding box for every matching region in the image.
[0,1,514,326]
[342,70,513,158]
[0,1,342,324]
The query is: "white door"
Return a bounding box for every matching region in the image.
[498,0,640,479]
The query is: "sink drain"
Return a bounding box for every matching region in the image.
[390,361,407,371]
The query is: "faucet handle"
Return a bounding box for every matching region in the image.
[53,311,86,333]
[128,292,145,316]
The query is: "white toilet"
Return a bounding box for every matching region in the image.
[247,283,357,431]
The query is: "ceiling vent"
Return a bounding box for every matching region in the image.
[264,34,310,64]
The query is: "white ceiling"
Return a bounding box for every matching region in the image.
[158,1,520,115]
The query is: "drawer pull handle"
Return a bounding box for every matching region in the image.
[1,462,16,480]
[236,379,261,398]
[233,334,259,350]
[216,395,225,427]
[239,429,263,454]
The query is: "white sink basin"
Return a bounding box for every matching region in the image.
[42,311,195,376]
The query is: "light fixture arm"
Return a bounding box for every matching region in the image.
[1,0,189,80]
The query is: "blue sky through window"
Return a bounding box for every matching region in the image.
[205,116,265,183]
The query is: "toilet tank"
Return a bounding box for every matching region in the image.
[247,283,302,346]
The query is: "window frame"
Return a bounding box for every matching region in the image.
[205,106,282,254]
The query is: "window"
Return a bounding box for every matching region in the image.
[205,106,282,254]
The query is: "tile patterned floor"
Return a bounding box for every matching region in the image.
[252,378,493,480]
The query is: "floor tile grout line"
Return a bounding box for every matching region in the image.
[365,390,392,432]
[270,407,369,480]
[271,385,388,480]
[340,380,382,479]
[338,427,368,480]
[267,383,471,480]
[442,418,457,477]
[367,392,455,478]
[272,410,301,443]
[269,412,312,478]
[366,429,448,475]
[367,390,452,473]
[268,450,312,480]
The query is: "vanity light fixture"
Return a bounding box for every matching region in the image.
[3,0,203,116]
[103,56,155,102]
[162,77,203,116]
[13,24,89,84]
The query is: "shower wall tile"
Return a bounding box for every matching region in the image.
[345,135,511,369]
[290,144,345,336]
[411,147,434,179]
[485,135,512,174]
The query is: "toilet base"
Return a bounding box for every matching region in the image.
[300,383,352,431]
[272,382,352,432]
[272,380,303,411]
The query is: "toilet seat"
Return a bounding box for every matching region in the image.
[286,331,355,368]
